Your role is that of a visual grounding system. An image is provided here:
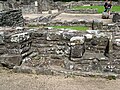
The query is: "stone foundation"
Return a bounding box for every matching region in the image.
[113,13,120,23]
[64,9,98,14]
[0,9,24,27]
[0,26,120,77]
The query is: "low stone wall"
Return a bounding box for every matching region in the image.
[0,9,24,27]
[28,19,103,30]
[0,26,120,76]
[64,9,98,14]
[78,1,118,6]
[112,13,120,23]
[21,5,38,14]
[48,19,103,30]
[66,1,118,9]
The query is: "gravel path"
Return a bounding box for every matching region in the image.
[0,68,120,90]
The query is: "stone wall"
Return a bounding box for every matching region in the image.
[0,9,24,27]
[66,1,118,9]
[64,9,98,14]
[112,13,120,23]
[28,18,103,30]
[0,28,32,68]
[48,19,103,30]
[0,26,120,76]
[21,5,37,14]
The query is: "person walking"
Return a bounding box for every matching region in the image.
[104,0,108,12]
[107,0,112,15]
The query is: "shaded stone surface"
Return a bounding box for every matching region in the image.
[112,13,120,23]
[0,55,22,69]
[0,9,24,27]
[102,12,109,19]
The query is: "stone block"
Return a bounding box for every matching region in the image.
[70,45,85,58]
[70,36,85,45]
[0,47,6,55]
[0,32,4,44]
[102,12,109,19]
[11,32,30,43]
[112,13,120,23]
[62,30,79,40]
[0,55,22,69]
[47,31,62,41]
[13,66,33,74]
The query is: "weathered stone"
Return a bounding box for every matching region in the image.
[70,45,85,58]
[70,36,85,45]
[0,9,24,27]
[62,30,79,40]
[13,66,33,74]
[102,12,109,19]
[0,32,4,44]
[11,32,30,43]
[47,31,62,41]
[0,55,22,69]
[0,48,7,55]
[65,8,98,14]
[112,13,120,23]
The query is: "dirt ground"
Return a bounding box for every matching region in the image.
[0,68,120,90]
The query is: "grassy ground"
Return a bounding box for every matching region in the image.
[49,26,89,31]
[72,6,120,13]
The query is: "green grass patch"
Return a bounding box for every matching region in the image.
[72,6,120,13]
[49,26,89,31]
[106,75,117,80]
[27,24,40,27]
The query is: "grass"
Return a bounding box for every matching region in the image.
[72,6,120,13]
[27,24,40,27]
[49,26,89,31]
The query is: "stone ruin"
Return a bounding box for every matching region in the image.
[0,21,119,77]
[0,0,24,27]
[113,13,120,23]
[0,9,24,27]
[0,0,120,78]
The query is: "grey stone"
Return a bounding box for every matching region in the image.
[11,32,30,43]
[0,55,22,69]
[0,32,4,44]
[47,31,62,41]
[13,66,33,74]
[102,12,109,19]
[112,13,120,23]
[0,9,24,27]
[70,45,85,58]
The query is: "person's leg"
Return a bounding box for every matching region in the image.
[104,8,107,12]
[107,8,110,15]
